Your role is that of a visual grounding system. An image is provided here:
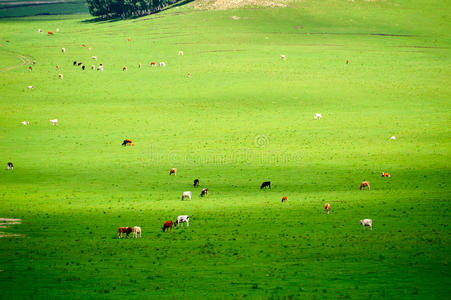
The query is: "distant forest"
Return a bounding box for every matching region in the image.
[86,0,180,18]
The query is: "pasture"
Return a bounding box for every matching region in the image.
[0,0,450,298]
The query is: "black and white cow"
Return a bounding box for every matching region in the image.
[174,215,189,227]
[7,162,13,170]
[193,179,199,187]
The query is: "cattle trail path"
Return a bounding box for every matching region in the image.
[0,218,23,238]
[0,51,32,72]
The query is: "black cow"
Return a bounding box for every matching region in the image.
[193,179,199,187]
[73,61,77,66]
[82,65,85,70]
[77,62,83,66]
[260,181,271,189]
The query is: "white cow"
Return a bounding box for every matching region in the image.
[49,119,58,125]
[390,136,396,140]
[360,219,373,230]
[58,74,63,79]
[97,64,103,72]
[159,62,166,67]
[27,85,34,89]
[178,50,184,56]
[61,47,66,53]
[175,215,189,227]
[21,121,29,126]
[181,191,191,201]
[132,226,142,238]
[92,56,97,60]
[314,113,322,120]
[280,54,286,60]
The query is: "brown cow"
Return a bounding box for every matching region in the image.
[324,203,330,214]
[123,66,127,71]
[281,196,288,203]
[118,227,133,238]
[169,168,177,176]
[201,188,208,197]
[162,221,173,232]
[48,31,53,35]
[28,66,32,72]
[360,181,370,190]
[382,172,391,177]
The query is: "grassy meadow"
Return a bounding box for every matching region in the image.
[0,0,450,298]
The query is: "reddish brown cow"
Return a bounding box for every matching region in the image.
[360,181,370,190]
[382,172,391,177]
[150,62,156,67]
[48,31,53,35]
[162,221,173,232]
[324,203,331,214]
[169,168,177,176]
[118,227,133,238]
[281,196,288,203]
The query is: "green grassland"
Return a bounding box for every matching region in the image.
[0,0,450,298]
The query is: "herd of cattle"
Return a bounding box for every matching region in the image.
[10,41,387,238]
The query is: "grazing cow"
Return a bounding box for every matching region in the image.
[281,196,288,203]
[314,113,322,120]
[187,72,192,78]
[127,38,131,42]
[159,62,166,67]
[118,226,133,238]
[193,179,199,187]
[58,74,63,79]
[178,50,184,56]
[360,181,370,190]
[91,56,97,60]
[260,181,271,189]
[82,44,87,47]
[201,188,208,197]
[73,61,77,66]
[280,54,286,60]
[181,191,191,201]
[28,66,32,72]
[150,62,156,67]
[162,220,173,232]
[123,66,127,71]
[138,63,142,69]
[56,65,60,70]
[49,119,58,126]
[91,65,95,70]
[82,65,85,70]
[324,203,330,214]
[390,136,396,140]
[77,62,83,66]
[56,28,60,33]
[27,85,34,89]
[61,48,66,53]
[132,226,142,238]
[382,172,391,177]
[88,47,93,50]
[175,215,189,227]
[48,31,53,35]
[169,168,177,176]
[32,60,36,65]
[360,219,372,230]
[346,59,349,64]
[21,121,29,126]
[7,162,13,170]
[122,139,133,146]
[38,29,42,33]
[97,64,104,72]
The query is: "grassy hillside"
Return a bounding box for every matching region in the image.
[0,0,450,298]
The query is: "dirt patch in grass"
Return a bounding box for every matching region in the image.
[190,0,289,10]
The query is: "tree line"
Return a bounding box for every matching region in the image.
[86,0,180,19]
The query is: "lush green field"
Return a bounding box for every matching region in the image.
[1,0,450,298]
